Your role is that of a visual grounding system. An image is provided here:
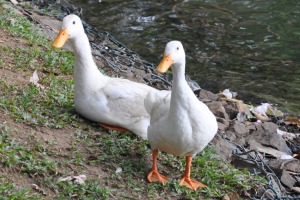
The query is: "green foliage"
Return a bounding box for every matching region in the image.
[0,8,77,128]
[54,181,109,199]
[0,176,41,200]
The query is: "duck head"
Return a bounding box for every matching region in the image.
[155,41,186,73]
[52,14,84,48]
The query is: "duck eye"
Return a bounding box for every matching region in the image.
[177,47,179,50]
[73,21,76,25]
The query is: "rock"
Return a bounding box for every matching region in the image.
[216,117,230,131]
[268,159,300,177]
[246,130,291,154]
[284,159,300,173]
[232,121,249,136]
[217,122,228,132]
[211,134,235,161]
[198,89,219,101]
[292,187,300,194]
[281,170,296,189]
[224,106,239,120]
[225,102,251,121]
[255,123,263,131]
[231,152,259,174]
[225,131,236,141]
[207,101,229,120]
[235,137,246,146]
[261,122,278,133]
[246,124,256,132]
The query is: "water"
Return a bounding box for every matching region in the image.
[71,0,300,115]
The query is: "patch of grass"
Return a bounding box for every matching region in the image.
[86,131,266,198]
[0,175,41,200]
[0,79,77,128]
[54,180,109,199]
[0,124,109,199]
[0,124,60,178]
[0,8,77,128]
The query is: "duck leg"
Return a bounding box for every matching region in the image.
[100,123,128,133]
[147,149,169,184]
[179,156,206,190]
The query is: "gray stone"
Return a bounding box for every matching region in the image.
[246,130,291,154]
[225,131,236,142]
[198,89,219,101]
[206,101,229,120]
[225,106,239,120]
[261,122,278,133]
[216,117,230,131]
[284,159,300,173]
[235,137,246,146]
[255,123,263,131]
[292,187,300,194]
[246,124,256,132]
[281,170,296,189]
[232,121,249,136]
[217,122,227,132]
[211,134,234,161]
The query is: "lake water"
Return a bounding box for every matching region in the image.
[71,0,300,115]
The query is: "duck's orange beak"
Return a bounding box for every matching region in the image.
[155,53,173,73]
[52,28,70,48]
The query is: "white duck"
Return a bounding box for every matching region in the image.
[145,41,218,190]
[52,14,170,139]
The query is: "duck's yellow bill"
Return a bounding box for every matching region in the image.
[52,28,70,48]
[155,53,173,73]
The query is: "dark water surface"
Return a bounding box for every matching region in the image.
[72,0,300,115]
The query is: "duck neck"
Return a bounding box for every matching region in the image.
[168,62,189,119]
[71,34,96,69]
[171,61,186,91]
[70,33,105,91]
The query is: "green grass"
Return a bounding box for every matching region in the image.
[0,176,40,200]
[0,3,267,199]
[0,7,77,128]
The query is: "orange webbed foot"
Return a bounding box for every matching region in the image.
[147,170,169,184]
[100,123,128,133]
[179,177,206,190]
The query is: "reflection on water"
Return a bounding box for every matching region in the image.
[72,0,300,115]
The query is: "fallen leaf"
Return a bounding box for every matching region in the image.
[222,194,230,200]
[58,176,72,182]
[29,70,45,89]
[58,174,86,185]
[115,167,122,174]
[30,70,39,84]
[73,175,86,185]
[32,184,47,196]
[284,116,300,128]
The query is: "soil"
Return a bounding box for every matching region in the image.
[0,26,106,195]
